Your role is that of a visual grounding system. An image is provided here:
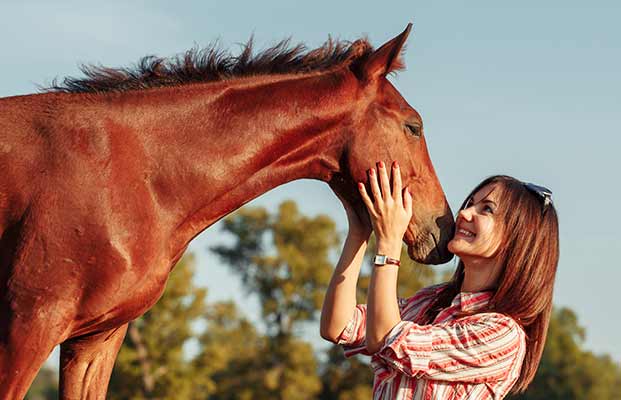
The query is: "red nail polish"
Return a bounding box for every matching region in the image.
[370,168,375,175]
[379,161,385,168]
[394,161,399,168]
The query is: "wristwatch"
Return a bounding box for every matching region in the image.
[373,254,401,267]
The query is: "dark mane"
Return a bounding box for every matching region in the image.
[45,37,374,94]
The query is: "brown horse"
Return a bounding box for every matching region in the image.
[0,24,453,399]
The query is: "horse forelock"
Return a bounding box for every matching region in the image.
[43,37,375,94]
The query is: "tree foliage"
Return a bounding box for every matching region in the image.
[210,200,338,398]
[212,201,339,337]
[510,307,621,400]
[25,366,58,400]
[319,345,373,400]
[108,254,207,399]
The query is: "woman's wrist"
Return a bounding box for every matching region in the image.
[376,239,402,259]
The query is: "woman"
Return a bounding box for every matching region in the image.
[320,160,559,399]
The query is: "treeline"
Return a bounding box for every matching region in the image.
[27,201,621,399]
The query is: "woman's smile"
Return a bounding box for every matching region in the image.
[448,183,503,259]
[455,227,476,239]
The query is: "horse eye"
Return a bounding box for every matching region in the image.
[405,124,422,137]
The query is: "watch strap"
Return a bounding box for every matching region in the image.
[373,254,401,267]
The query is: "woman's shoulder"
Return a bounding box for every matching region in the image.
[414,282,451,298]
[399,282,450,308]
[452,311,526,336]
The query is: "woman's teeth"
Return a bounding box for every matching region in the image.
[458,228,475,237]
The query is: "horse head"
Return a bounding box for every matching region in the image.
[330,24,454,265]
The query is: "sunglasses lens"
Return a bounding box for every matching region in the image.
[524,182,553,208]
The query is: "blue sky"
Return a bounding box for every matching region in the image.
[2,1,620,363]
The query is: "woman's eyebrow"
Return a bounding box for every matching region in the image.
[469,197,498,207]
[482,199,498,207]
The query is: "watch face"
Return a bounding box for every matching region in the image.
[374,255,387,264]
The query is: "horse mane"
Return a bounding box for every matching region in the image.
[44,37,374,94]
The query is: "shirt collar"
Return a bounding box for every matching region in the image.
[450,290,494,313]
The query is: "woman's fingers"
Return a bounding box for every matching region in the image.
[378,162,391,200]
[359,161,411,242]
[404,187,413,217]
[365,160,407,210]
[392,161,402,204]
[358,182,376,215]
[368,168,382,203]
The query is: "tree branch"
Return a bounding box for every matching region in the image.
[127,322,156,395]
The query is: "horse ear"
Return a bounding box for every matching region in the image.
[357,23,412,82]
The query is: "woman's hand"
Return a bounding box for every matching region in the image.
[334,190,373,241]
[358,161,412,258]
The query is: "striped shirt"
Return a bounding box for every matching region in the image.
[337,283,526,400]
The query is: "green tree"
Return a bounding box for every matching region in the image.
[212,201,339,338]
[108,254,207,400]
[191,301,265,399]
[319,345,373,400]
[510,307,621,400]
[210,200,339,399]
[25,366,58,400]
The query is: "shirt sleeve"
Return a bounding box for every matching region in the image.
[377,313,525,383]
[336,303,370,357]
[336,297,412,357]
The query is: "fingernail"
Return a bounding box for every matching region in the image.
[379,161,385,168]
[358,182,363,189]
[369,168,375,175]
[393,161,399,169]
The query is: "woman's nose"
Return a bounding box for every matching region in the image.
[458,207,473,221]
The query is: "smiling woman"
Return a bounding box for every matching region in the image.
[321,172,559,399]
[449,183,505,269]
[438,175,560,392]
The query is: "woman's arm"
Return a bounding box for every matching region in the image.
[320,231,368,343]
[320,187,372,343]
[366,240,402,353]
[358,161,412,353]
[378,314,525,382]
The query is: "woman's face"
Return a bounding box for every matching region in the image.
[448,183,504,260]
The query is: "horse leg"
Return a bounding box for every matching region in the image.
[0,312,65,399]
[59,324,128,400]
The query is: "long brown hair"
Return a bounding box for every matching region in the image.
[425,175,559,393]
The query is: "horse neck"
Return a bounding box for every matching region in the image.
[108,71,355,256]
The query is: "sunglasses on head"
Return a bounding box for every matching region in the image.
[523,182,553,212]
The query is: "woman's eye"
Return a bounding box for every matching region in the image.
[405,124,422,137]
[484,205,494,213]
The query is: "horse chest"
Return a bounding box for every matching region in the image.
[117,273,170,321]
[70,250,174,332]
[108,259,173,320]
